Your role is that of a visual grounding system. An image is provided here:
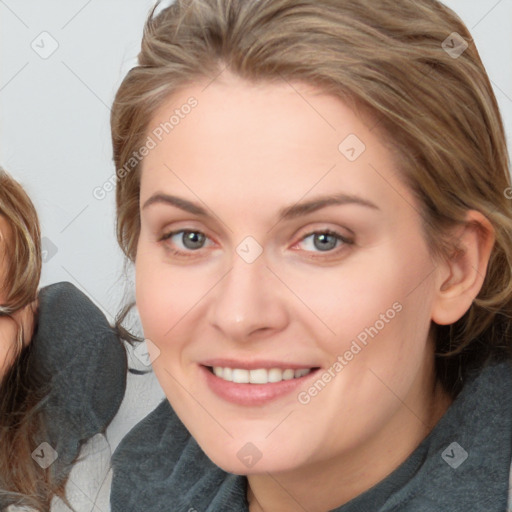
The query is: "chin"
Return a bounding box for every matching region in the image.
[211,455,293,476]
[199,438,303,475]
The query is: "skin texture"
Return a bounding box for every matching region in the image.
[0,215,35,379]
[135,72,494,512]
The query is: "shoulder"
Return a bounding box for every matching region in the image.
[31,282,127,480]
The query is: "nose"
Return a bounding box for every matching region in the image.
[207,249,289,342]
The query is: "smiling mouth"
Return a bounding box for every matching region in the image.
[206,366,319,384]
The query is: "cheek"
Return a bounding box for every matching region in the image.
[134,244,212,345]
[135,251,179,342]
[338,246,435,396]
[291,250,417,327]
[284,238,435,370]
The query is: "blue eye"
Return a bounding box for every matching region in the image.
[162,230,210,251]
[298,231,351,252]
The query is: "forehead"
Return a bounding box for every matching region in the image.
[139,73,411,218]
[145,74,371,164]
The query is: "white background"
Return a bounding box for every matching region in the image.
[1,0,511,321]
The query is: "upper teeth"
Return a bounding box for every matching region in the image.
[212,367,312,384]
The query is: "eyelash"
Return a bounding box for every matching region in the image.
[159,228,353,259]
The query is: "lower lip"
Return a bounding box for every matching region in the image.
[200,365,319,406]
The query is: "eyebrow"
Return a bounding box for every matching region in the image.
[142,192,380,221]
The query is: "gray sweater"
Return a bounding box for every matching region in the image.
[111,359,512,511]
[0,282,127,510]
[34,282,127,482]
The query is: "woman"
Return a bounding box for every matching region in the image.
[0,169,127,511]
[109,0,512,510]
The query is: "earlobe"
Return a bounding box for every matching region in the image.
[431,210,495,326]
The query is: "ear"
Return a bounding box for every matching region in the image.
[431,210,495,325]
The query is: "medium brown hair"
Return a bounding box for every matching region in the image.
[0,168,41,315]
[112,0,512,396]
[0,170,68,510]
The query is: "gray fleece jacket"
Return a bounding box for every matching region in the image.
[0,282,126,511]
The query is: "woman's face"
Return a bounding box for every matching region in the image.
[135,73,449,475]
